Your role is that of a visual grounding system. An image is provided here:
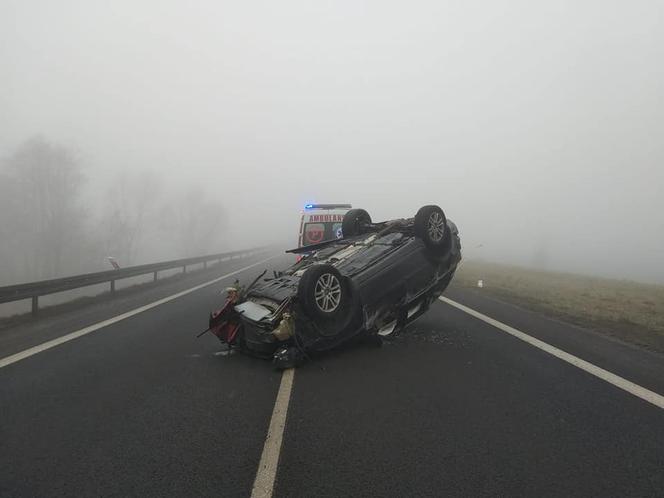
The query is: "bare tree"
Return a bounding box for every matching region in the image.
[0,173,23,284]
[165,188,225,258]
[101,170,162,266]
[2,137,87,280]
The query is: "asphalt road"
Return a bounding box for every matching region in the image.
[1,253,663,497]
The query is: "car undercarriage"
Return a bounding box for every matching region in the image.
[203,205,461,368]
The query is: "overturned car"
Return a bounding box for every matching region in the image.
[206,205,461,368]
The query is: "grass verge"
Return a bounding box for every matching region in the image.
[453,260,664,353]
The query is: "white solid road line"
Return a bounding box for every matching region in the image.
[251,368,295,498]
[0,255,279,370]
[440,296,664,410]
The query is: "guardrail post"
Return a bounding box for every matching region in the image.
[153,271,158,282]
[32,296,39,316]
[183,265,187,274]
[110,280,116,294]
[203,261,207,270]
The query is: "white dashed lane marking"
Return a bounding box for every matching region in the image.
[251,368,295,498]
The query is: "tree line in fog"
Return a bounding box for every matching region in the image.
[0,137,226,286]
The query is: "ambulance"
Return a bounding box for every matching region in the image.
[297,203,353,248]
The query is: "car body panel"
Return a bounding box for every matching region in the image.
[249,218,460,335]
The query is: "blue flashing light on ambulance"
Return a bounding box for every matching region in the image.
[297,203,353,249]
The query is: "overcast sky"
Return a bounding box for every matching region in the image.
[1,0,663,282]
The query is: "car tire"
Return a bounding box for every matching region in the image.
[297,264,352,325]
[342,209,372,237]
[414,205,449,253]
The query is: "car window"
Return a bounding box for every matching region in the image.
[303,222,342,246]
[332,223,343,239]
[303,223,326,245]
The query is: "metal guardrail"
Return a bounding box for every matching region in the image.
[0,247,272,315]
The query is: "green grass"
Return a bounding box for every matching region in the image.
[453,260,664,353]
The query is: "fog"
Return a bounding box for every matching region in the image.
[1,0,663,285]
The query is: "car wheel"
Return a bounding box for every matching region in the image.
[414,205,449,253]
[342,209,372,237]
[297,264,352,325]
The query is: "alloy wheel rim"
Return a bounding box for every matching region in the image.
[314,273,342,312]
[428,212,445,242]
